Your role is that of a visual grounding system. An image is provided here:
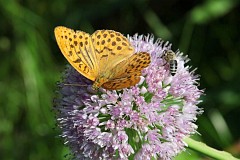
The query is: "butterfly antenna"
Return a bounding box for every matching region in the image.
[63,83,88,87]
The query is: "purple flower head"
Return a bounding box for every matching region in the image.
[54,33,203,159]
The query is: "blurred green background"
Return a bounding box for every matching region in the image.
[0,0,240,159]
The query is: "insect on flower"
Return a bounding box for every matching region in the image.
[54,26,151,90]
[163,49,178,76]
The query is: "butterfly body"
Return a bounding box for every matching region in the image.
[92,70,112,90]
[54,26,151,90]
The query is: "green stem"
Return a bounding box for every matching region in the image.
[184,137,239,160]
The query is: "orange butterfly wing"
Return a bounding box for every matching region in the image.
[102,52,151,90]
[54,26,98,81]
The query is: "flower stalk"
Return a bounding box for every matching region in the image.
[184,137,239,160]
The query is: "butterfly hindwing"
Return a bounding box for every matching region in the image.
[102,73,141,90]
[110,52,151,79]
[102,52,151,90]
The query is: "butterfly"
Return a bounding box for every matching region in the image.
[54,26,151,90]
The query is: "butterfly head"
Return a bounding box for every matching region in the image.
[92,84,99,90]
[92,75,109,90]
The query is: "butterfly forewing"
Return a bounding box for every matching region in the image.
[91,30,135,74]
[54,26,98,81]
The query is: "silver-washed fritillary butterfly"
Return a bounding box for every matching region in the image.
[54,26,151,90]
